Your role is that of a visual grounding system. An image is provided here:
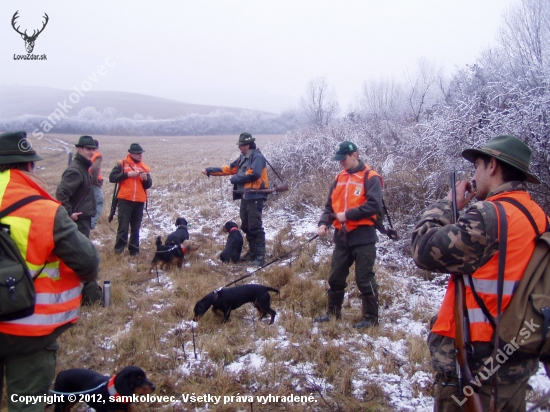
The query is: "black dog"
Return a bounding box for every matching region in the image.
[149,236,184,273]
[149,218,190,272]
[53,366,155,412]
[193,284,279,324]
[166,217,189,245]
[220,221,243,263]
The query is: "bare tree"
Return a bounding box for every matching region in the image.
[300,77,340,127]
[359,77,405,121]
[405,58,445,123]
[498,0,550,85]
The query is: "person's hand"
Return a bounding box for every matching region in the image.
[446,180,476,211]
[139,172,147,181]
[70,212,82,221]
[335,212,347,222]
[128,171,139,178]
[317,225,328,236]
[201,170,208,176]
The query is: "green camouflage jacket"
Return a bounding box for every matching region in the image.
[411,181,539,382]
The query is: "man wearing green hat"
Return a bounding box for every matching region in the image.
[411,135,549,410]
[202,132,269,266]
[55,135,98,238]
[109,143,152,256]
[315,141,384,329]
[0,131,98,412]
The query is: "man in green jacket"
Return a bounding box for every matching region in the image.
[55,136,97,238]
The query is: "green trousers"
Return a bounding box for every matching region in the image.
[0,342,58,412]
[434,373,529,411]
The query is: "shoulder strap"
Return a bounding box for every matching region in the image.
[0,195,45,220]
[497,196,543,237]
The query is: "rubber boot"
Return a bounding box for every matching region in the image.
[250,233,265,267]
[314,290,345,322]
[241,237,256,262]
[353,293,379,329]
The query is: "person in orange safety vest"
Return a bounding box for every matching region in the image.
[314,141,384,329]
[0,131,99,412]
[412,135,549,411]
[109,143,152,256]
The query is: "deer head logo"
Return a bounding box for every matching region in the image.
[11,11,49,54]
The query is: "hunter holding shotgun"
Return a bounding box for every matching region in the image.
[202,132,269,267]
[411,135,548,411]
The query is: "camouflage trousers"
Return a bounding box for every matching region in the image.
[434,373,529,412]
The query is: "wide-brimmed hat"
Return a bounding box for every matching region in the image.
[236,132,255,146]
[462,135,540,184]
[332,141,358,161]
[75,135,98,149]
[0,131,43,165]
[128,143,145,153]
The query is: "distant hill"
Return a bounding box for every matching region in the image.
[0,86,271,119]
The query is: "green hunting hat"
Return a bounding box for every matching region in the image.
[332,141,358,161]
[236,132,255,146]
[462,135,541,184]
[128,143,145,153]
[0,131,43,165]
[75,135,97,149]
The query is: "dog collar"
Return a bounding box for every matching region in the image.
[107,375,129,403]
[229,227,239,232]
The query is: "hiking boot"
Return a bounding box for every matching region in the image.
[353,293,379,329]
[314,290,345,323]
[353,318,379,329]
[241,238,256,262]
[249,234,265,267]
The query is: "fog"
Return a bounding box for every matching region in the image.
[1,0,515,113]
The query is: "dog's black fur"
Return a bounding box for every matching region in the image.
[193,284,279,324]
[53,366,155,412]
[149,218,189,272]
[220,221,243,263]
[165,217,189,246]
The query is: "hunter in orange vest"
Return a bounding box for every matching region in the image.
[315,141,384,329]
[109,143,152,255]
[412,135,549,411]
[0,131,99,412]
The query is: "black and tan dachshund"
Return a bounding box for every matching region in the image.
[149,218,191,273]
[53,366,155,412]
[193,284,279,324]
[220,221,243,263]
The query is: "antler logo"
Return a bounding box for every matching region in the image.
[11,11,49,54]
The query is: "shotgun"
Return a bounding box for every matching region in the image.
[450,171,483,411]
[108,183,119,223]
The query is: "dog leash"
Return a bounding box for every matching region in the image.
[50,382,107,396]
[222,233,319,289]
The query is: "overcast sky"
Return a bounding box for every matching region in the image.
[1,0,516,113]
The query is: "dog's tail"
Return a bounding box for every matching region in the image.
[266,287,280,295]
[156,236,162,247]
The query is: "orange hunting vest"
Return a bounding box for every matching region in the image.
[433,191,548,342]
[0,170,83,337]
[116,155,150,203]
[90,150,103,181]
[331,166,382,232]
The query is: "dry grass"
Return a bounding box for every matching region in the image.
[3,133,439,411]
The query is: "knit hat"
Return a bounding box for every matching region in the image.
[0,131,43,165]
[128,143,145,153]
[75,135,98,148]
[462,135,540,184]
[236,132,255,146]
[332,141,358,161]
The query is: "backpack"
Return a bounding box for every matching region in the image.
[0,195,44,321]
[471,197,550,361]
